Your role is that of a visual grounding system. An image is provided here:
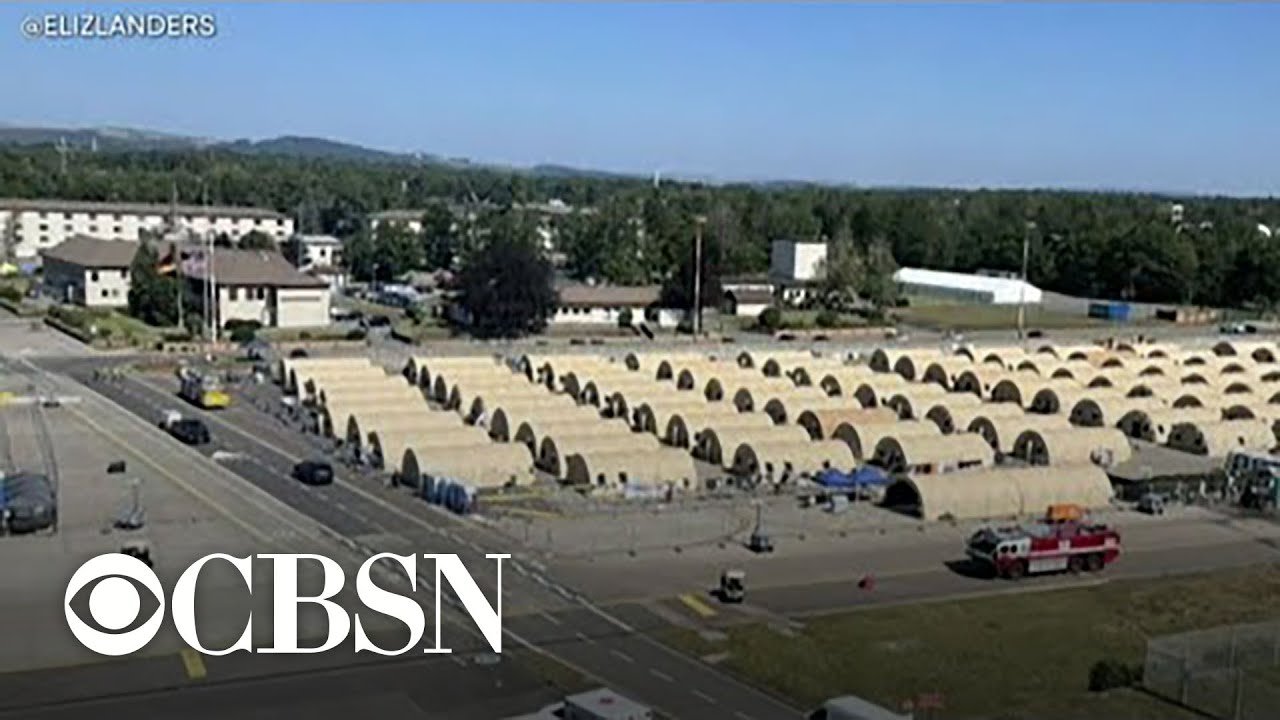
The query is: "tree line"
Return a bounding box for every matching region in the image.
[3,145,1280,310]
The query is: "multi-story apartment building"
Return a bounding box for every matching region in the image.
[0,198,294,261]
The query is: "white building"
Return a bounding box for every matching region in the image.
[181,248,331,329]
[770,240,827,282]
[40,236,137,308]
[0,198,293,261]
[288,234,346,293]
[894,267,1043,305]
[553,284,679,328]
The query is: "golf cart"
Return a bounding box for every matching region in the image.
[719,569,745,603]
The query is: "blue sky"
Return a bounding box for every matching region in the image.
[1,3,1277,195]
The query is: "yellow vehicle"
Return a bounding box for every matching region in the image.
[179,369,231,410]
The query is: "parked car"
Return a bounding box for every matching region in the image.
[292,460,334,486]
[2,472,57,534]
[362,315,392,328]
[1137,493,1166,515]
[288,348,309,359]
[168,418,211,445]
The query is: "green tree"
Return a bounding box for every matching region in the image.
[816,226,865,310]
[127,242,179,326]
[238,229,276,250]
[456,214,556,338]
[861,238,900,309]
[661,219,723,317]
[420,203,457,270]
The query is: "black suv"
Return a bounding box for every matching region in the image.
[169,418,211,445]
[292,460,334,486]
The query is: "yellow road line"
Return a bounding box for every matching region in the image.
[179,648,207,680]
[678,593,717,619]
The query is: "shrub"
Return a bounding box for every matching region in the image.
[228,325,257,345]
[0,286,22,303]
[1088,659,1143,692]
[757,306,782,332]
[345,328,367,341]
[299,331,312,340]
[618,308,633,327]
[815,309,840,328]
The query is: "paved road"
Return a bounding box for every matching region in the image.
[34,356,804,720]
[0,649,556,720]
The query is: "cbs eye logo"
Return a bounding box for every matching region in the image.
[64,554,166,656]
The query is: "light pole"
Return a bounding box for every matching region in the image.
[1017,220,1035,341]
[692,216,706,340]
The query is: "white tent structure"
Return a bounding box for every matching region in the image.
[894,267,1043,305]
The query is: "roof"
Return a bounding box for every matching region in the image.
[558,284,660,309]
[40,236,138,268]
[182,248,328,288]
[894,266,1042,297]
[292,234,342,247]
[564,688,652,719]
[0,197,286,220]
[726,288,774,305]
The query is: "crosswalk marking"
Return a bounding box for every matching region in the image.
[179,648,207,680]
[678,593,718,619]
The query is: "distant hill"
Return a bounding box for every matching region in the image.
[0,124,639,180]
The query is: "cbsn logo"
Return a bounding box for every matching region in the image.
[64,552,508,657]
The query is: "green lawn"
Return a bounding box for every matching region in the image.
[894,303,1107,331]
[391,317,454,343]
[663,564,1280,719]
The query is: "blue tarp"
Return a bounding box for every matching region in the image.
[815,466,889,489]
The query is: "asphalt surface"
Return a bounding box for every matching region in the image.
[31,355,804,720]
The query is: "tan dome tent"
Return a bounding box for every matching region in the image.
[564,448,697,491]
[511,417,627,452]
[400,443,535,490]
[460,385,558,423]
[831,421,940,460]
[1212,341,1277,363]
[579,376,671,407]
[851,375,914,408]
[368,426,492,470]
[1029,386,1124,415]
[1132,362,1170,377]
[1011,427,1132,468]
[1136,343,1175,359]
[884,465,1115,520]
[694,425,810,467]
[286,357,378,394]
[920,358,974,389]
[892,352,948,381]
[990,376,1077,408]
[731,439,855,478]
[761,392,835,425]
[1217,361,1254,376]
[1167,420,1274,456]
[1220,406,1280,443]
[538,433,658,477]
[967,413,1071,453]
[817,368,879,397]
[796,407,898,439]
[885,387,975,420]
[1118,406,1223,443]
[871,432,993,475]
[1248,369,1280,384]
[631,397,717,434]
[979,350,1019,370]
[487,403,602,442]
[730,378,805,412]
[924,401,1022,435]
[953,366,1010,399]
[1068,396,1167,428]
[320,392,427,438]
[665,410,772,448]
[347,410,462,452]
[1123,378,1184,400]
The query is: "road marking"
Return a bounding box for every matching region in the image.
[179,649,207,680]
[609,649,634,663]
[574,631,593,644]
[649,668,674,682]
[540,612,563,626]
[692,689,718,704]
[734,712,755,720]
[678,593,718,619]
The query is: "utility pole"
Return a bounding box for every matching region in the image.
[56,137,69,176]
[1017,220,1035,341]
[692,217,705,339]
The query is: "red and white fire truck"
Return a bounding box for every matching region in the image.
[965,521,1121,580]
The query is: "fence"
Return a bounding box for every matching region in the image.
[1144,621,1280,720]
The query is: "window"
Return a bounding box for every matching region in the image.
[256,287,266,300]
[39,235,49,244]
[38,211,46,219]
[38,223,48,231]
[254,218,262,226]
[91,271,99,281]
[121,269,129,279]
[89,225,98,233]
[113,213,121,221]
[63,224,71,232]
[113,226,122,234]
[101,288,109,298]
[228,287,239,301]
